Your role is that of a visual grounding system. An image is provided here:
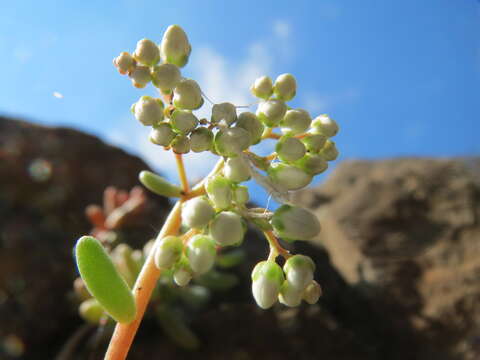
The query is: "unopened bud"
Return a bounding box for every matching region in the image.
[273,73,296,101]
[256,99,287,127]
[210,211,246,246]
[233,185,249,204]
[151,63,181,94]
[131,96,164,126]
[224,156,251,183]
[301,134,327,153]
[235,112,264,145]
[279,280,303,307]
[205,175,232,210]
[139,170,183,197]
[214,127,251,157]
[186,235,216,275]
[250,76,273,99]
[311,115,339,137]
[173,79,204,110]
[271,205,320,241]
[171,135,191,154]
[303,280,322,304]
[251,261,284,309]
[160,24,192,68]
[320,140,339,161]
[295,153,328,175]
[129,65,151,88]
[133,38,160,66]
[154,235,183,269]
[211,102,237,126]
[149,123,176,146]
[113,52,136,75]
[189,127,213,152]
[171,110,198,134]
[173,258,192,286]
[280,109,311,135]
[283,255,315,290]
[275,136,306,162]
[79,298,104,324]
[267,162,312,191]
[182,197,215,229]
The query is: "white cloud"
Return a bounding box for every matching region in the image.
[273,20,291,40]
[302,88,360,115]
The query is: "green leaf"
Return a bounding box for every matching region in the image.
[139,170,183,197]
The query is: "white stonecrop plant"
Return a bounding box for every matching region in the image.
[111,24,341,311]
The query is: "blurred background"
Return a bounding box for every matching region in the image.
[0,1,479,359]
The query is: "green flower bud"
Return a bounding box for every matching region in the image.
[280,109,311,135]
[133,38,160,66]
[214,127,251,157]
[235,112,264,145]
[251,261,284,309]
[279,280,303,307]
[205,175,232,210]
[182,197,215,229]
[151,63,181,94]
[295,153,328,175]
[131,96,164,126]
[113,52,136,75]
[75,236,136,323]
[275,136,306,162]
[79,298,105,324]
[301,134,327,153]
[171,110,198,134]
[319,140,339,161]
[303,280,322,304]
[173,78,204,110]
[154,235,183,269]
[256,99,287,127]
[139,170,183,197]
[210,211,246,246]
[160,24,192,68]
[128,65,151,88]
[271,205,320,241]
[149,123,176,146]
[186,235,216,275]
[311,114,339,137]
[211,102,237,126]
[189,127,213,152]
[233,185,249,204]
[283,255,315,290]
[224,156,251,183]
[267,162,312,191]
[171,135,191,154]
[173,258,192,287]
[273,73,297,101]
[250,75,273,99]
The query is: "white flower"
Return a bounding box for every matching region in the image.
[251,261,284,309]
[131,96,164,126]
[186,235,216,275]
[283,255,315,290]
[210,211,246,246]
[182,197,215,229]
[154,236,183,269]
[160,25,191,67]
[271,205,320,241]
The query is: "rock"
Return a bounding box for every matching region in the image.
[294,158,480,360]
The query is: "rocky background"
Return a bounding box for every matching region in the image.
[1,117,479,360]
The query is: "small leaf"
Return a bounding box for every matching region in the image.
[139,170,182,197]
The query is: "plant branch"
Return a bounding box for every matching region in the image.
[264,230,291,260]
[174,152,190,194]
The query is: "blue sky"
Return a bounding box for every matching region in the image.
[1,0,478,204]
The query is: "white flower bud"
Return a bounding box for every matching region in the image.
[173,260,192,287]
[256,99,287,127]
[160,24,192,67]
[151,63,181,94]
[283,255,315,290]
[235,112,264,145]
[320,140,339,161]
[205,175,232,210]
[186,235,216,275]
[113,52,136,75]
[279,280,303,307]
[275,136,306,162]
[154,235,183,269]
[301,134,327,153]
[273,73,296,101]
[149,123,176,146]
[131,96,164,126]
[280,109,311,135]
[211,102,237,126]
[233,185,249,204]
[224,156,251,183]
[251,261,284,309]
[133,38,160,66]
[214,127,251,157]
[171,110,198,134]
[250,75,273,99]
[128,65,151,88]
[182,197,215,229]
[271,205,320,241]
[171,135,191,154]
[303,280,322,304]
[311,114,339,137]
[210,211,246,246]
[173,78,204,110]
[189,127,213,152]
[267,162,312,191]
[295,153,328,175]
